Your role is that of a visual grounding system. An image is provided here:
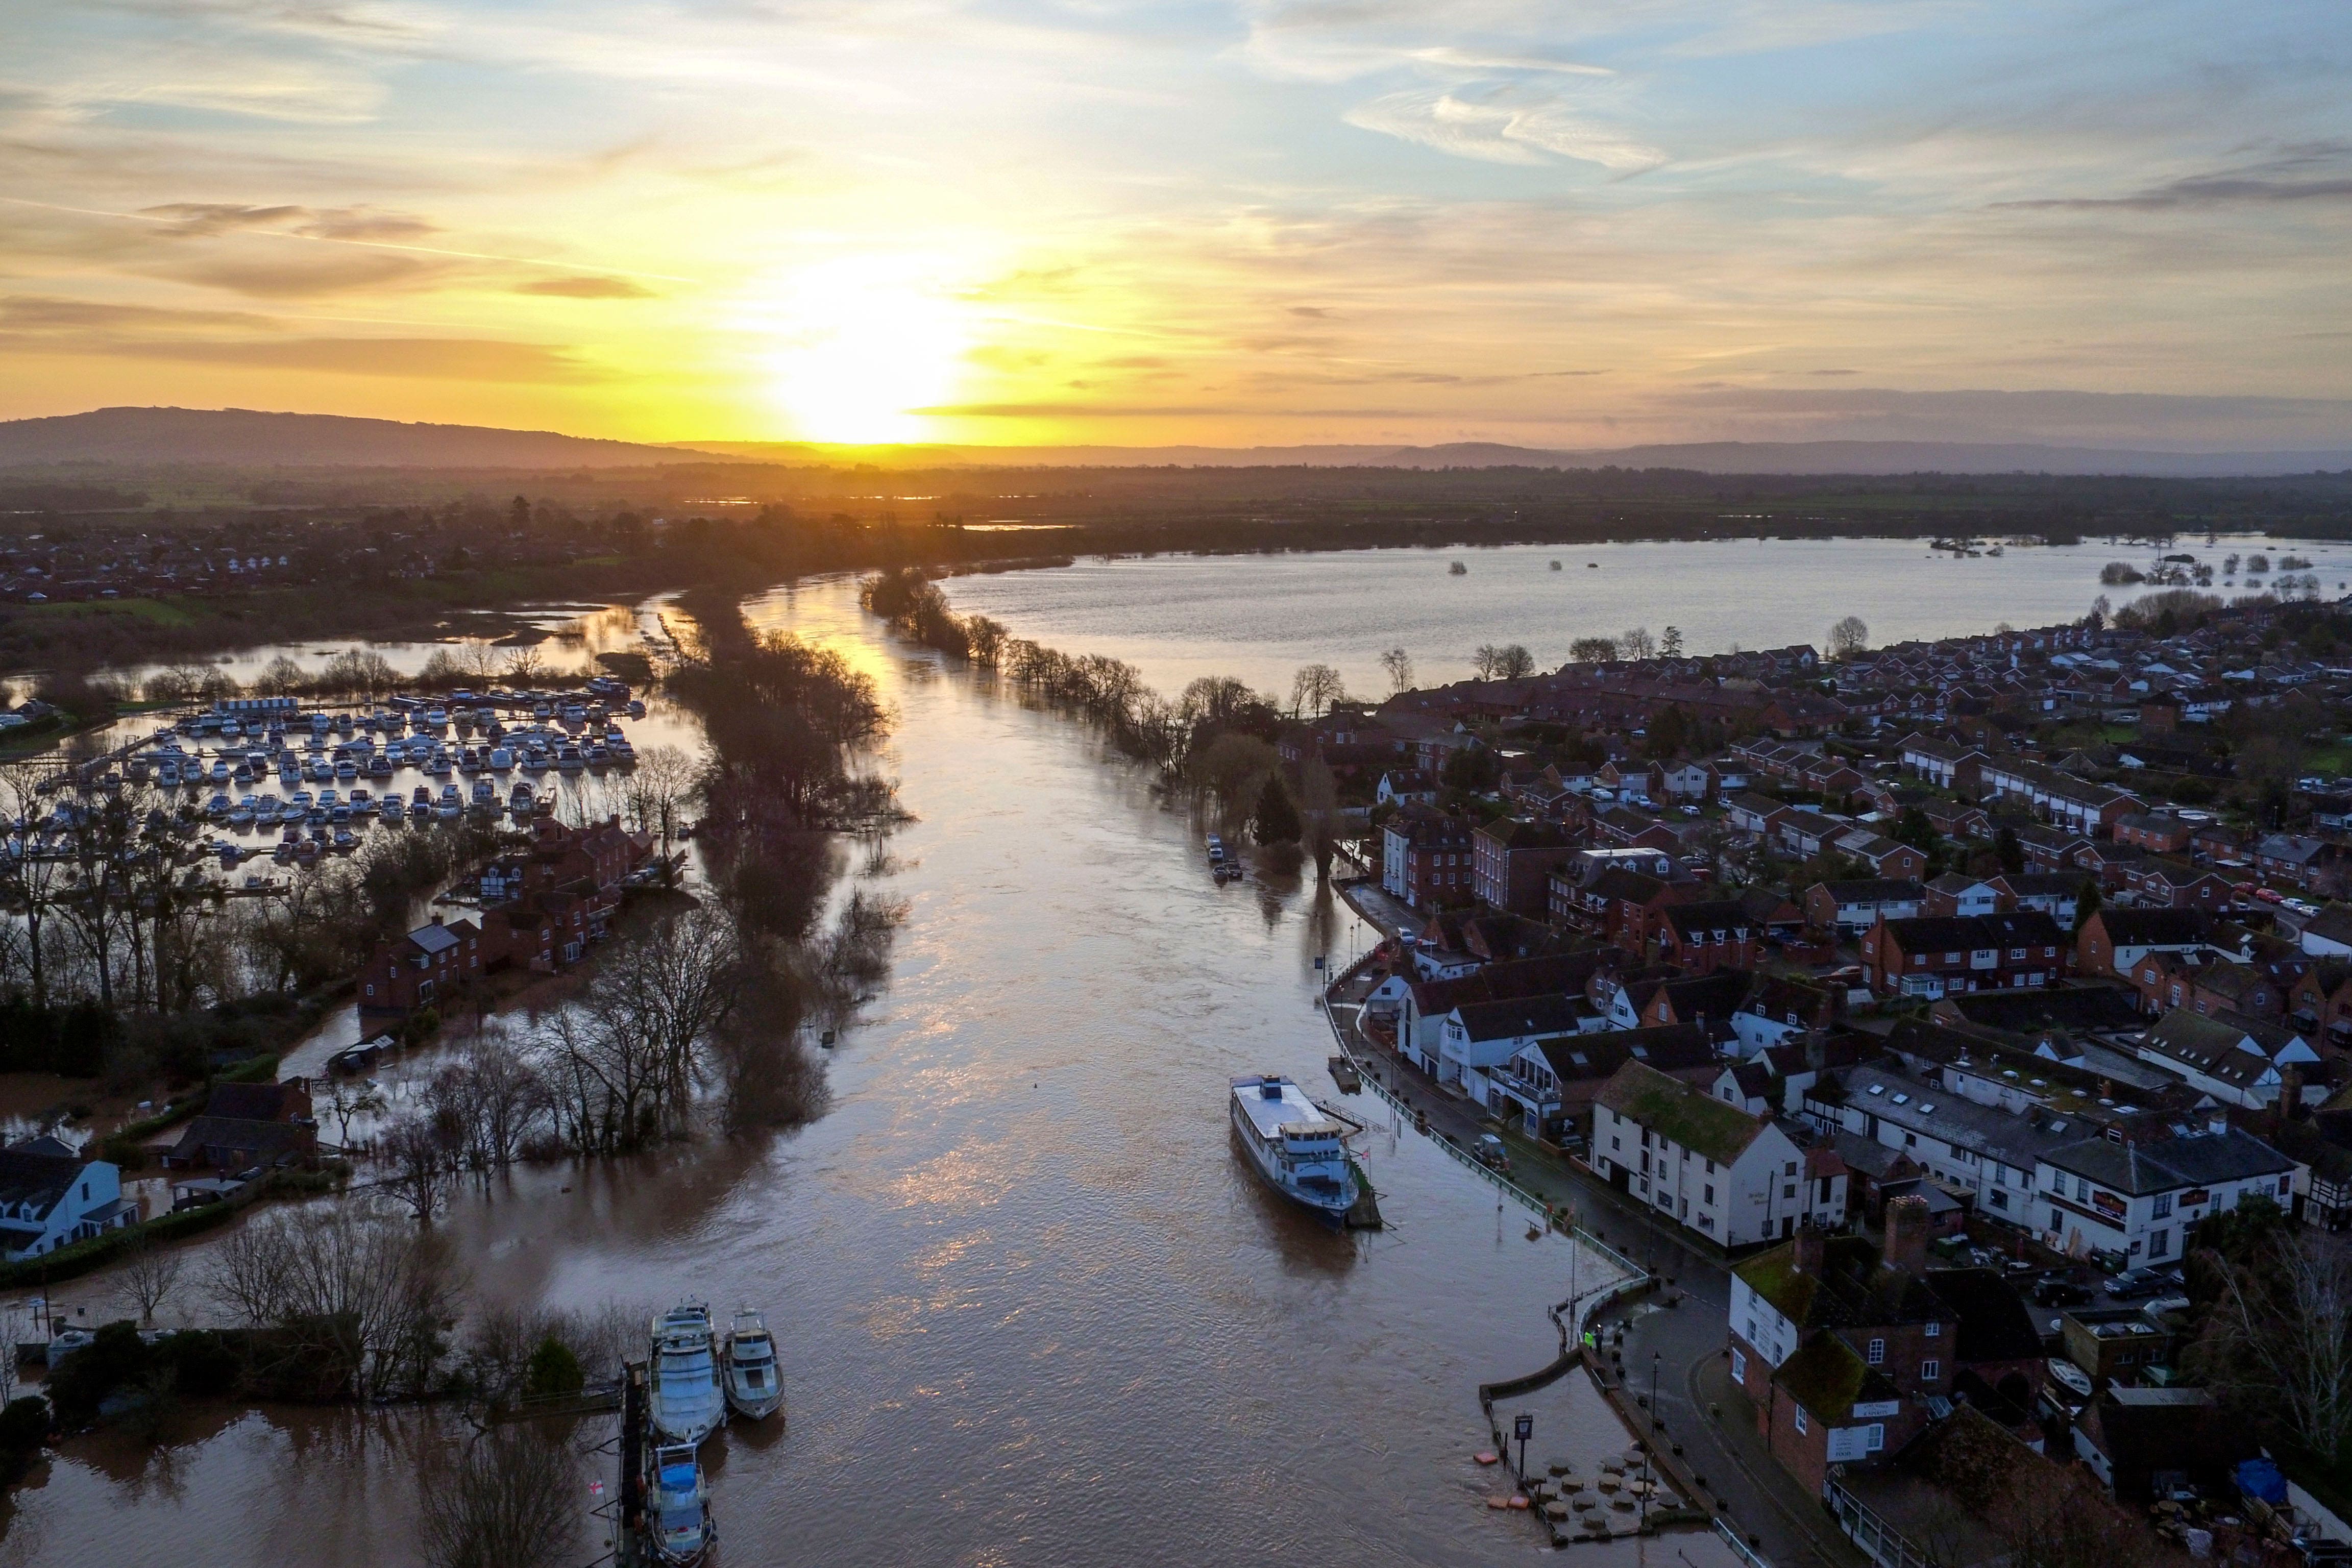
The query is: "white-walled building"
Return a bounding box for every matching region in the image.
[1592,1060,1847,1246]
[2033,1124,2296,1265]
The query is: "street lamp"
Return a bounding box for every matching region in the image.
[1642,1351,1660,1532]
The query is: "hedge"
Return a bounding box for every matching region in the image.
[0,1174,272,1290]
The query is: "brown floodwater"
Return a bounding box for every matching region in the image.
[6,577,1702,1567]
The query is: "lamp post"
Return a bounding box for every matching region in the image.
[1643,1351,1660,1532]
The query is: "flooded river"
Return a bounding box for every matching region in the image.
[7,578,1653,1566]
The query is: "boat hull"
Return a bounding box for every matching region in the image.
[1230,1099,1355,1224]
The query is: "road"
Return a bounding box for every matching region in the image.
[1326,977,1866,1568]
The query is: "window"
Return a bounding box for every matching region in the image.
[1705,1159,1715,1175]
[2153,1193,2172,1218]
[1866,1338,1885,1365]
[1704,1185,1716,1205]
[1785,1162,1798,1177]
[1867,1424,1885,1453]
[1991,1190,2010,1212]
[2148,1228,2170,1259]
[1924,1321,1941,1338]
[1731,1348,1746,1382]
[1794,1407,1808,1435]
[2076,1177,2091,1203]
[1920,1359,1941,1382]
[1611,1136,1621,1152]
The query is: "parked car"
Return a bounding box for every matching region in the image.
[2104,1267,2175,1300]
[2032,1278,2094,1307]
[2257,887,2286,905]
[1473,1133,1511,1173]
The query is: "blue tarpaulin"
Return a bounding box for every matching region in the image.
[2236,1457,2289,1505]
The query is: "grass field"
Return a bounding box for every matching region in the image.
[19,596,200,627]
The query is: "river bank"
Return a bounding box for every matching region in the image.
[1,575,1636,1566]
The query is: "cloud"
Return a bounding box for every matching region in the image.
[513,275,655,299]
[118,336,598,381]
[1343,87,1665,170]
[0,293,271,333]
[139,202,442,241]
[155,249,445,298]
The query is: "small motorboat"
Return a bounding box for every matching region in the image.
[721,1309,785,1422]
[648,1443,713,1565]
[647,1302,723,1447]
[2047,1357,2093,1401]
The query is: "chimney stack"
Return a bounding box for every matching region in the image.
[1885,1193,1931,1276]
[1793,1217,1825,1277]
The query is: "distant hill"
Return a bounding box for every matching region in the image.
[686,435,2352,477]
[4,407,2347,477]
[0,407,695,470]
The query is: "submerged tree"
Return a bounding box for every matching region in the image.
[1250,775,1302,846]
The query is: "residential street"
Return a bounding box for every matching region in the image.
[1327,985,1865,1568]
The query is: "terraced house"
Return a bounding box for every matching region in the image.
[1859,911,2067,999]
[2035,1122,2296,1264]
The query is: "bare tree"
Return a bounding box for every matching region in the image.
[113,1230,184,1326]
[379,1115,458,1221]
[1289,663,1345,720]
[210,1202,462,1400]
[326,1078,389,1149]
[252,655,309,698]
[2208,1229,2352,1463]
[1378,647,1413,695]
[547,906,740,1152]
[0,760,69,1007]
[420,1427,579,1568]
[501,644,549,687]
[622,743,696,878]
[1619,626,1657,661]
[1827,615,1870,658]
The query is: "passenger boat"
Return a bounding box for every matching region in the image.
[1229,1074,1358,1224]
[647,1302,723,1446]
[487,746,514,771]
[721,1309,785,1422]
[647,1443,713,1565]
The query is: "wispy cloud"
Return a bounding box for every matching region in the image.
[1344,86,1665,169]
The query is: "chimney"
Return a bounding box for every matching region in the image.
[1885,1194,1930,1276]
[429,911,444,925]
[2279,1062,2305,1125]
[1793,1217,1825,1277]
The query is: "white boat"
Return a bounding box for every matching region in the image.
[487,746,514,771]
[648,1303,723,1447]
[721,1309,785,1421]
[1229,1074,1358,1224]
[647,1443,713,1565]
[2046,1357,2093,1400]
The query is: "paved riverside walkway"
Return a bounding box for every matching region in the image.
[1325,974,1866,1568]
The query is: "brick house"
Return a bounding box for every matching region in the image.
[1860,911,2067,999]
[1469,818,1580,918]
[161,1080,319,1169]
[1652,899,1762,972]
[1803,878,1925,938]
[1380,805,1476,912]
[2076,907,2214,979]
[1728,1198,2046,1496]
[2114,812,2193,854]
[2120,860,2237,911]
[359,914,484,1014]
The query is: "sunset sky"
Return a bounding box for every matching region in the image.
[3,0,2349,451]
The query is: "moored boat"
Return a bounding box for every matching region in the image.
[647,1443,713,1565]
[647,1302,722,1447]
[1229,1074,1358,1224]
[721,1308,785,1422]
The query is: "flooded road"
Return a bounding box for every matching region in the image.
[9,578,1645,1566]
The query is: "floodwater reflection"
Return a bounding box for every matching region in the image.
[11,578,1638,1567]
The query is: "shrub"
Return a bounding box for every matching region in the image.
[523,1337,584,1399]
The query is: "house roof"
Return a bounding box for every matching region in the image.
[2044,1125,2294,1193]
[1451,992,1591,1043]
[0,1147,85,1217]
[206,1081,307,1122]
[1772,1333,1903,1419]
[1813,877,1925,903]
[1925,1267,2045,1365]
[1596,1059,1769,1165]
[1737,1232,1952,1335]
[1659,900,1755,941]
[1533,1024,1719,1084]
[2091,908,2213,948]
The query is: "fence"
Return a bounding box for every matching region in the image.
[1715,1516,1776,1568]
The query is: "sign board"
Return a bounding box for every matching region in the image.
[1513,1415,1534,1442]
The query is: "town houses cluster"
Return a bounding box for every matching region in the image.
[1316,590,2352,1541]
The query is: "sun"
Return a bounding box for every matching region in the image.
[749,257,973,445]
